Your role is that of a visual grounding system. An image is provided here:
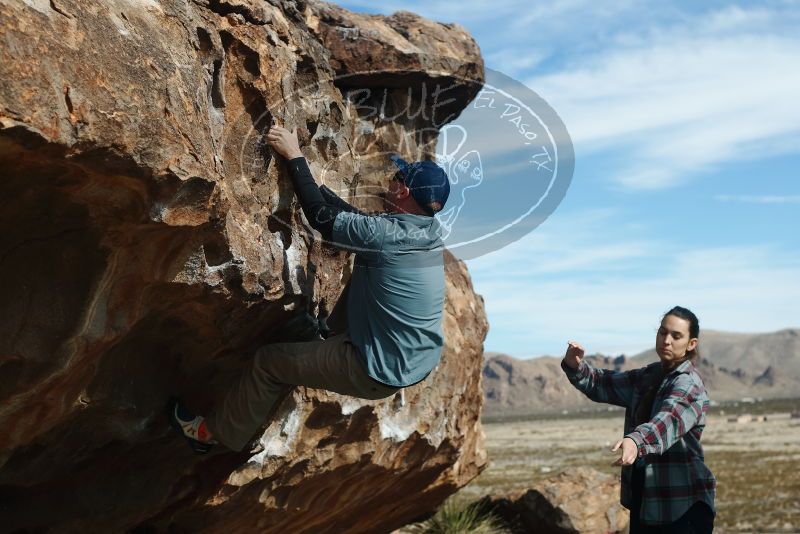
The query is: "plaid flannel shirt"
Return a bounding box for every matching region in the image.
[561,358,716,525]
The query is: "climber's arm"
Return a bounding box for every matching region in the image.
[285,156,341,241]
[266,125,369,243]
[320,185,366,215]
[286,158,387,252]
[264,125,340,240]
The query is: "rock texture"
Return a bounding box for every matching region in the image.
[487,467,629,534]
[0,1,487,532]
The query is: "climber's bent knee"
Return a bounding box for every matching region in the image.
[347,358,401,400]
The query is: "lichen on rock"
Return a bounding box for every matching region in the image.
[0,0,488,531]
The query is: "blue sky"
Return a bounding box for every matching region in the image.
[337,0,800,357]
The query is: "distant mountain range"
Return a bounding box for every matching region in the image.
[483,329,800,417]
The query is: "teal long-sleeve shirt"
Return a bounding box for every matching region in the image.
[332,210,445,387]
[284,156,446,388]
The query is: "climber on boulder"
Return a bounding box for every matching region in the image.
[168,124,451,454]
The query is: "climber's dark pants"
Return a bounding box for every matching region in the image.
[206,282,399,452]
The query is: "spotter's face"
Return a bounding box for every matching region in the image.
[656,315,697,366]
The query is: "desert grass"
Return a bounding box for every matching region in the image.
[403,499,511,534]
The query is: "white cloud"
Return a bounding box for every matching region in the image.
[466,208,652,277]
[507,0,638,35]
[715,194,800,205]
[703,5,781,33]
[336,0,640,76]
[484,49,547,77]
[526,16,800,189]
[465,207,800,358]
[469,242,800,358]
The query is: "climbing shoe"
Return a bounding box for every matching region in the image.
[166,397,217,454]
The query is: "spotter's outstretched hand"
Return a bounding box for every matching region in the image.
[563,340,585,370]
[611,437,638,466]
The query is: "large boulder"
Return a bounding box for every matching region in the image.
[0,0,487,532]
[487,467,630,534]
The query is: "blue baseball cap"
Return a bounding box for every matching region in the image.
[389,154,450,216]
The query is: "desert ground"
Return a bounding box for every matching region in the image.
[458,398,800,533]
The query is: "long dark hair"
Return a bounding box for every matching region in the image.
[663,306,700,363]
